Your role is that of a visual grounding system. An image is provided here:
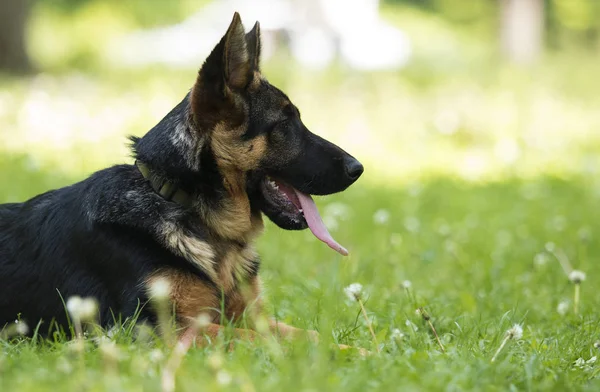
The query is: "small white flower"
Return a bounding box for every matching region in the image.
[14,320,28,335]
[593,341,600,349]
[533,253,549,267]
[557,300,570,316]
[437,223,451,236]
[569,270,586,284]
[390,328,404,341]
[216,370,232,386]
[401,280,412,289]
[99,341,120,361]
[404,216,420,233]
[207,353,224,370]
[578,227,592,242]
[344,283,363,302]
[78,298,98,322]
[149,349,164,363]
[373,209,390,225]
[195,312,212,328]
[149,278,171,300]
[66,296,83,319]
[323,215,339,232]
[506,324,523,340]
[405,319,418,332]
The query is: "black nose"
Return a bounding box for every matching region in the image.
[344,157,364,181]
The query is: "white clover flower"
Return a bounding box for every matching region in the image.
[78,298,98,322]
[344,283,363,302]
[99,341,120,362]
[66,296,98,322]
[207,353,224,370]
[13,320,28,335]
[149,349,164,363]
[569,270,586,284]
[405,319,418,332]
[66,296,83,319]
[390,328,404,341]
[401,280,412,289]
[195,312,212,328]
[149,278,171,300]
[533,253,549,267]
[557,300,570,316]
[578,227,592,242]
[323,215,339,232]
[373,209,390,225]
[507,324,523,340]
[216,370,232,386]
[404,217,420,233]
[437,223,451,236]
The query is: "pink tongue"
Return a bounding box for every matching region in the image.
[293,190,349,256]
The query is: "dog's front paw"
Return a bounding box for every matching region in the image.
[337,344,371,357]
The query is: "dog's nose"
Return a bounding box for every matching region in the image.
[344,157,364,181]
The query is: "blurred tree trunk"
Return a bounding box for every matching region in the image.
[0,0,32,73]
[500,0,544,64]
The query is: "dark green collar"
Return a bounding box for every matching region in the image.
[135,161,193,208]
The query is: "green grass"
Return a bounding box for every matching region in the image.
[1,159,600,390]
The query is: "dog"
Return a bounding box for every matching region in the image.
[0,13,363,346]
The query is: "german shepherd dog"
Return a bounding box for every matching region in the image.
[0,13,363,346]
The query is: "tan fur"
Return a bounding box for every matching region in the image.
[248,71,263,91]
[202,122,267,241]
[211,122,268,172]
[217,244,259,293]
[145,269,263,328]
[146,269,220,326]
[162,223,218,281]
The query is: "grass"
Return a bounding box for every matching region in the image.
[1,159,600,390]
[3,4,600,388]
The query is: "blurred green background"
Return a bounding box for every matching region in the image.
[1,0,600,189]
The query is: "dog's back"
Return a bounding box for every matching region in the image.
[0,166,188,331]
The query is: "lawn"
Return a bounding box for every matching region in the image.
[2,5,600,390]
[1,161,600,391]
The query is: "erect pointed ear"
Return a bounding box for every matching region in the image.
[223,12,252,89]
[245,21,261,70]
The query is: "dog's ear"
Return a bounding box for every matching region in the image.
[245,21,261,70]
[192,13,253,123]
[222,12,252,90]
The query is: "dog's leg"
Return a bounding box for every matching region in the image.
[178,322,264,350]
[268,320,369,355]
[268,319,319,342]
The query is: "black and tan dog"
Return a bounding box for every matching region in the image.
[0,13,363,345]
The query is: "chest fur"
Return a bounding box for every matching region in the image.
[161,222,260,293]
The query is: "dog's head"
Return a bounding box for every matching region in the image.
[189,13,363,254]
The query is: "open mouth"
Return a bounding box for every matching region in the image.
[259,176,349,256]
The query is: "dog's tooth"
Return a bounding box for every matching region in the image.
[299,209,303,213]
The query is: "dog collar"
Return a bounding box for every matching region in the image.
[135,161,193,208]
